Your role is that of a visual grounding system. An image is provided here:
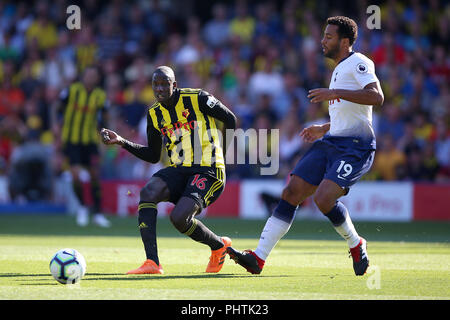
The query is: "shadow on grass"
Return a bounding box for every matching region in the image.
[2,272,290,284]
[0,273,51,278]
[83,273,290,281]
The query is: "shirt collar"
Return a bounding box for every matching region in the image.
[337,51,355,66]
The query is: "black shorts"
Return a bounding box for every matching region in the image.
[153,166,225,209]
[63,143,99,167]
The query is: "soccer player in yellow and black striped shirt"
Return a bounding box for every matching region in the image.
[101,66,237,274]
[54,66,110,228]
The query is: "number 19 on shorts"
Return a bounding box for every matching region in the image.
[336,160,353,179]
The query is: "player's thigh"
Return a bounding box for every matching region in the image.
[281,175,318,206]
[63,144,82,169]
[140,175,171,203]
[291,141,328,187]
[150,167,189,204]
[80,144,99,166]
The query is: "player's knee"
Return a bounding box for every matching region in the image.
[140,186,160,203]
[281,185,301,205]
[313,191,335,214]
[170,198,200,233]
[169,210,190,233]
[281,185,293,202]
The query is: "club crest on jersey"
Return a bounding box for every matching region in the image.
[182,109,190,118]
[356,63,368,73]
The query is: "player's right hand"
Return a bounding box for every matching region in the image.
[299,124,326,143]
[100,128,122,145]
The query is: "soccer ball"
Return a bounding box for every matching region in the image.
[49,248,86,284]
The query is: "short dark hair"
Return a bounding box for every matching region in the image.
[327,16,358,46]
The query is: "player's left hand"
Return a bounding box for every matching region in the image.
[307,88,337,103]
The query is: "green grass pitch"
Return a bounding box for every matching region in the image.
[0,214,449,300]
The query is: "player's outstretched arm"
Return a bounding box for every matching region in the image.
[100,127,162,163]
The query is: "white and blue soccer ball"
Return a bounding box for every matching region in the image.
[49,248,86,284]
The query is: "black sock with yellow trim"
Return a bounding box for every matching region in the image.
[183,218,224,250]
[138,201,159,264]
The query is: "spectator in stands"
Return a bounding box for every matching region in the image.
[74,23,98,73]
[0,0,449,207]
[0,61,25,119]
[25,2,58,51]
[373,133,406,180]
[376,103,405,141]
[229,0,255,44]
[8,135,53,202]
[96,16,123,61]
[203,3,230,48]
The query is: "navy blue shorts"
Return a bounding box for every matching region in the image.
[291,136,375,190]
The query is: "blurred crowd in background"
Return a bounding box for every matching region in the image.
[0,0,449,203]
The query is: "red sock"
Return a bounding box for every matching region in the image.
[250,251,265,269]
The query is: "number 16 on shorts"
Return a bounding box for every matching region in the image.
[191,174,207,190]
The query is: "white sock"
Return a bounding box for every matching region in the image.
[254,216,291,260]
[333,212,361,249]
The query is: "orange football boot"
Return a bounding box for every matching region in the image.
[126,259,164,274]
[205,237,232,273]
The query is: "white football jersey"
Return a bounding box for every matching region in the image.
[328,52,379,140]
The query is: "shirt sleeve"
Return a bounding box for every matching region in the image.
[198,90,237,156]
[352,58,379,89]
[198,90,237,130]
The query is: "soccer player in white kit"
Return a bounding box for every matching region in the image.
[227,16,384,276]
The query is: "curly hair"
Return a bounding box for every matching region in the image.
[326,16,358,46]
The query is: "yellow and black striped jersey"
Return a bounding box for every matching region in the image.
[59,82,107,145]
[122,88,236,169]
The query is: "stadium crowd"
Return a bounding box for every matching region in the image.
[0,0,448,203]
